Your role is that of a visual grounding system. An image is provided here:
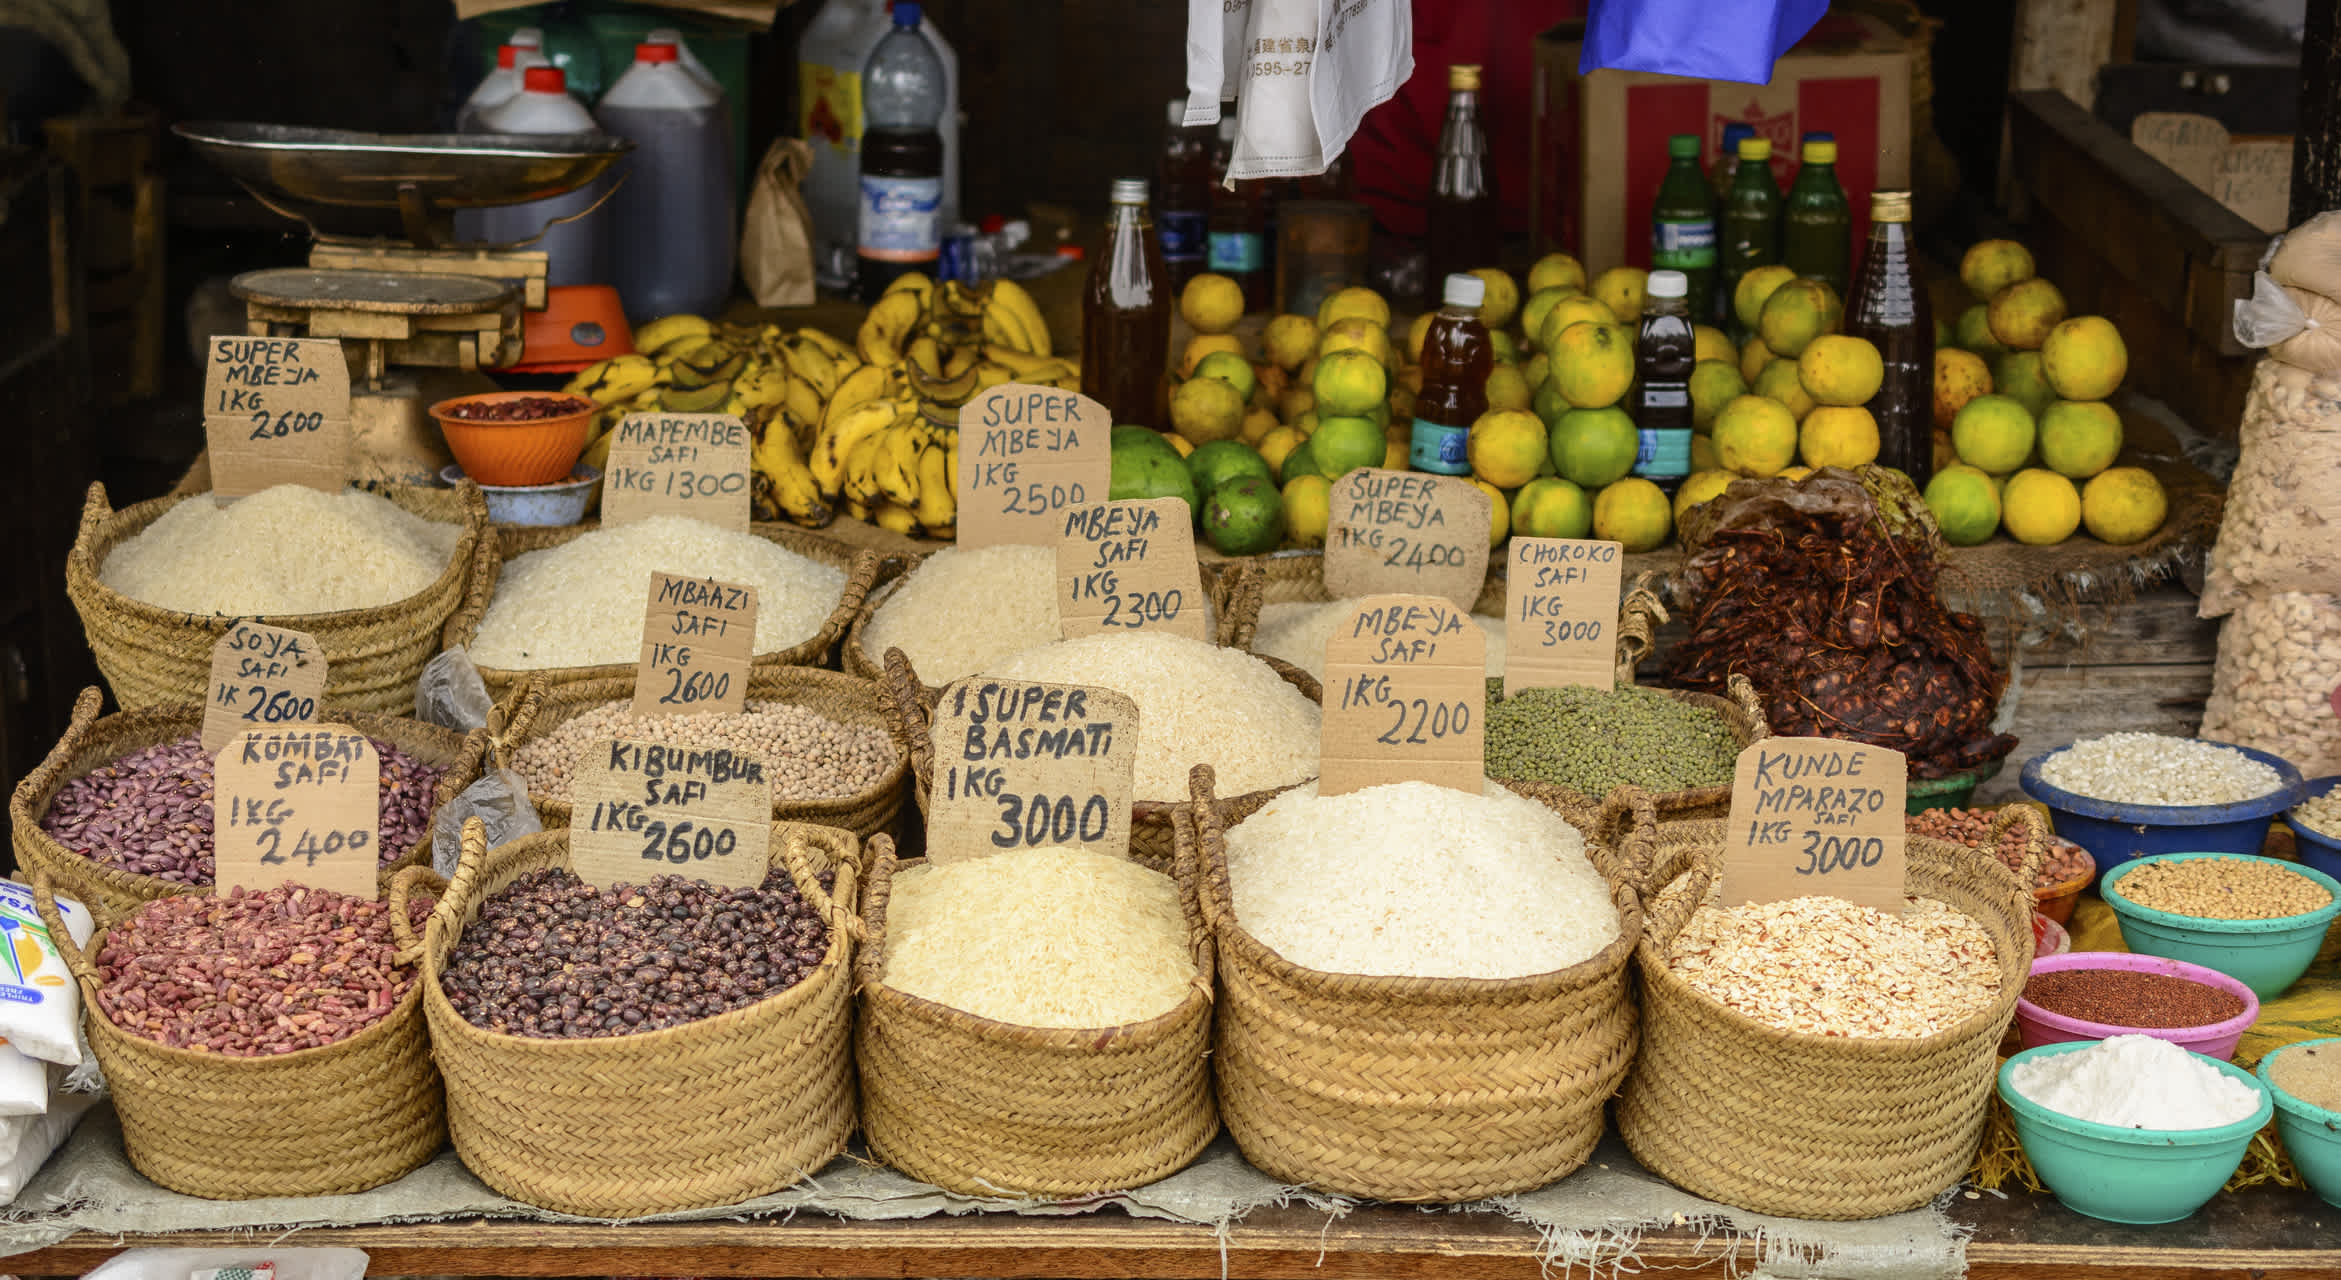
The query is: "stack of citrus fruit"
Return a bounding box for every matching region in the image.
[1921,239,2167,548]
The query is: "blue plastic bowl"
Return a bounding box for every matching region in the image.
[2283,776,2341,882]
[442,463,599,527]
[2258,1038,2341,1208]
[2100,853,2341,1000]
[2000,1041,2271,1224]
[2019,740,2303,872]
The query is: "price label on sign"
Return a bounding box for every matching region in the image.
[570,739,772,889]
[202,336,352,497]
[601,413,753,532]
[202,622,326,753]
[1320,593,1486,797]
[634,571,757,717]
[926,677,1137,865]
[1503,537,1623,696]
[1721,737,1908,913]
[1324,469,1492,611]
[956,383,1111,548]
[212,728,380,900]
[1056,497,1206,640]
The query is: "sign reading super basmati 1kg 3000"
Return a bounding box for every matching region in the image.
[926,677,1138,865]
[601,413,752,532]
[957,384,1111,548]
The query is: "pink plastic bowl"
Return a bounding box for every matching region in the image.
[2014,950,2260,1060]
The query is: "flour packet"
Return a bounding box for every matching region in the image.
[0,880,94,1065]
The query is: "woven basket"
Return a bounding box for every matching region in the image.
[65,480,489,713]
[1494,674,1771,825]
[32,871,447,1199]
[494,668,908,840]
[12,686,489,928]
[842,554,1268,681]
[441,520,883,702]
[1184,767,1649,1201]
[394,819,860,1216]
[1248,551,1668,685]
[854,837,1218,1196]
[880,645,1323,875]
[1617,809,2042,1219]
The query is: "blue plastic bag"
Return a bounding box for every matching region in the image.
[1579,0,1829,84]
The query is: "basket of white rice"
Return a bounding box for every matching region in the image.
[842,545,1267,684]
[496,667,909,840]
[854,838,1216,1196]
[881,631,1323,871]
[1181,766,1648,1202]
[444,517,882,699]
[66,480,488,713]
[1618,811,2039,1220]
[1246,553,1666,686]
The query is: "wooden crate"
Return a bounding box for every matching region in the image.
[2003,89,2265,435]
[42,111,164,404]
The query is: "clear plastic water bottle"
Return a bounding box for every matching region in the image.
[799,0,961,292]
[856,2,946,299]
[596,41,736,321]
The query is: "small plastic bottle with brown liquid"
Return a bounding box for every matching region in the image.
[1081,177,1170,426]
[1845,190,1934,489]
[1410,273,1492,476]
[1632,269,1695,495]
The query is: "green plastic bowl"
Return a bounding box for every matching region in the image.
[2100,853,2341,1000]
[1906,757,2005,814]
[2259,1038,2341,1208]
[2000,1041,2272,1224]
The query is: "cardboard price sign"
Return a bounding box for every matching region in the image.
[570,739,772,889]
[601,413,753,532]
[203,622,326,753]
[1324,469,1492,611]
[212,728,381,900]
[1721,738,1908,913]
[202,336,352,497]
[1320,594,1486,797]
[633,572,757,717]
[926,677,1137,865]
[1502,537,1623,696]
[957,384,1111,548]
[1056,498,1206,641]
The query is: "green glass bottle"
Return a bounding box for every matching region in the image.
[1718,136,1781,336]
[1782,132,1852,301]
[1650,134,1717,324]
[1711,122,1753,206]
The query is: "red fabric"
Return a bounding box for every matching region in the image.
[1351,0,1585,239]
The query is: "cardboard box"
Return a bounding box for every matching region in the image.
[1531,13,1912,279]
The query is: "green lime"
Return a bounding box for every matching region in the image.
[1550,406,1639,488]
[1187,440,1275,503]
[1532,377,1570,431]
[1279,433,1325,483]
[1203,475,1286,555]
[1311,415,1386,478]
[1110,439,1198,519]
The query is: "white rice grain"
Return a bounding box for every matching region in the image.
[101,485,462,616]
[1223,779,1619,979]
[863,545,1059,682]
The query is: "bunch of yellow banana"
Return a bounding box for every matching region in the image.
[853,274,1078,405]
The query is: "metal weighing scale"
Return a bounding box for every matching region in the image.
[174,122,636,485]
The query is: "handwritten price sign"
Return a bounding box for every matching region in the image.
[203,336,352,496]
[927,677,1137,864]
[633,572,757,717]
[1057,498,1206,640]
[602,413,753,532]
[1502,538,1623,695]
[213,728,380,899]
[1319,594,1486,797]
[957,384,1110,548]
[1721,738,1908,912]
[570,740,772,889]
[203,622,325,753]
[1324,469,1491,611]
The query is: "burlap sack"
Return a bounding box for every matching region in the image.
[2202,361,2341,614]
[2270,211,2341,302]
[2201,591,2341,779]
[741,138,817,308]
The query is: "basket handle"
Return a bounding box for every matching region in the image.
[852,832,898,992]
[779,825,865,942]
[485,674,545,767]
[13,688,103,821]
[29,873,97,988]
[1641,836,1715,942]
[389,815,487,959]
[1986,803,2047,905]
[1613,571,1669,685]
[1598,785,1661,896]
[1724,672,1771,740]
[881,647,936,796]
[74,482,113,561]
[1215,558,1267,652]
[1185,765,1226,932]
[824,550,887,662]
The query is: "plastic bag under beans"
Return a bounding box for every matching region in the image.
[2233,271,2341,374]
[81,1249,368,1280]
[2269,210,2341,302]
[414,646,494,733]
[430,768,542,878]
[0,881,92,1066]
[0,1090,95,1206]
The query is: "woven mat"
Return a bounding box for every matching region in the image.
[0,1112,1963,1277]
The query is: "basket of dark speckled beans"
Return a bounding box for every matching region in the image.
[32,870,449,1200]
[11,686,488,927]
[391,817,862,1216]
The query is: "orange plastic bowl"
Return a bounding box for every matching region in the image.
[430,392,597,487]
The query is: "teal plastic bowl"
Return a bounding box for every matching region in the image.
[2259,1038,2341,1208]
[2099,853,2341,1000]
[2000,1041,2272,1223]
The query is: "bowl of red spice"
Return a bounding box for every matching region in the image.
[2015,951,2259,1060]
[430,391,597,487]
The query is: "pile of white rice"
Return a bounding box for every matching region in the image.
[471,515,845,669]
[881,846,1195,1028]
[101,485,461,616]
[863,545,1058,682]
[1253,600,1507,680]
[1223,779,1619,979]
[983,631,1319,800]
